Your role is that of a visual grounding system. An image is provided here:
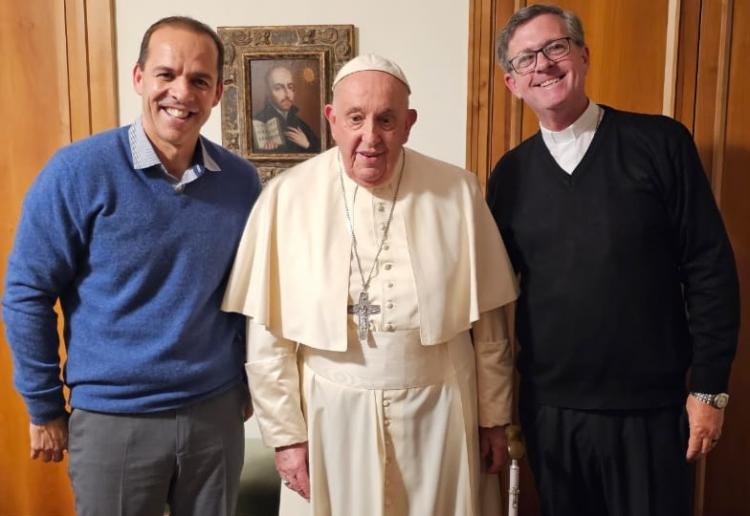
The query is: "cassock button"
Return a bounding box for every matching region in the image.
[386,302,394,309]
[387,282,394,288]
[384,419,391,426]
[379,222,387,231]
[384,263,392,271]
[378,203,385,212]
[383,244,390,251]
[384,323,395,331]
[383,400,391,407]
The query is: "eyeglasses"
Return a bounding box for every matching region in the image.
[508,37,573,75]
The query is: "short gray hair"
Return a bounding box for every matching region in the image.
[496,4,585,72]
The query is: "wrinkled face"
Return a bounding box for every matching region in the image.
[504,14,589,123]
[267,67,295,112]
[132,26,222,157]
[325,71,417,188]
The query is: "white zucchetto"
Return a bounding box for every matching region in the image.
[332,53,411,93]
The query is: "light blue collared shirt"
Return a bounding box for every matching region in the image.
[128,117,221,192]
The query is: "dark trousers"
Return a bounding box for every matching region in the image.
[68,384,246,516]
[520,400,691,516]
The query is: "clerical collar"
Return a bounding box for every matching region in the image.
[540,100,601,144]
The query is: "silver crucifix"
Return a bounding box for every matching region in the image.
[348,290,381,341]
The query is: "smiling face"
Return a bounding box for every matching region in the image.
[325,71,417,188]
[267,66,295,112]
[132,25,223,162]
[504,13,589,130]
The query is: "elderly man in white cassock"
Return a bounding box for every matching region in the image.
[222,54,518,515]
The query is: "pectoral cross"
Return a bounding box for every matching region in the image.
[348,290,381,341]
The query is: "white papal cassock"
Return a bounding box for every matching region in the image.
[222,147,518,516]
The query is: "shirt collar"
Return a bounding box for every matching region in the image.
[128,117,221,173]
[271,104,289,120]
[540,100,601,144]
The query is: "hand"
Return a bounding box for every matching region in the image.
[275,441,310,500]
[30,416,68,462]
[242,396,254,422]
[285,127,310,149]
[479,425,509,473]
[263,141,281,150]
[685,395,724,462]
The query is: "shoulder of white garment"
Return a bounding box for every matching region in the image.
[220,148,336,314]
[400,147,519,345]
[221,146,350,349]
[262,147,339,194]
[221,145,517,349]
[401,147,482,196]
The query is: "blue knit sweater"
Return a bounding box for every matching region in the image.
[3,126,261,424]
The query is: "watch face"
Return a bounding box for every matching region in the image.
[714,393,729,409]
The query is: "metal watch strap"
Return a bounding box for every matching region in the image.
[691,392,729,409]
[692,392,713,405]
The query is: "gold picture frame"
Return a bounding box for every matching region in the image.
[219,25,356,182]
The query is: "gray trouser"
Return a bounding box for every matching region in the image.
[68,384,246,516]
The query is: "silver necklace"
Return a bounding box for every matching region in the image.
[338,150,406,341]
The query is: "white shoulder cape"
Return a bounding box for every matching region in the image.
[222,147,518,350]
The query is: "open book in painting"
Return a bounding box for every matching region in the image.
[253,117,284,150]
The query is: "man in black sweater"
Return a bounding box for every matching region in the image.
[487,5,739,516]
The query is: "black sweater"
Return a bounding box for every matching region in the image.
[487,106,739,410]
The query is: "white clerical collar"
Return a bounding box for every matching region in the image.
[540,100,601,144]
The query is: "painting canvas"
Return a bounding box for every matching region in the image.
[249,58,322,155]
[219,25,356,181]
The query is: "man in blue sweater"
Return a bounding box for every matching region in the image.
[488,5,739,516]
[2,16,261,515]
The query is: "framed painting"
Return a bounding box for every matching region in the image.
[219,25,356,181]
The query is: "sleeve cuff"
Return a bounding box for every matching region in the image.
[475,337,514,428]
[26,393,68,425]
[689,364,732,393]
[246,358,308,448]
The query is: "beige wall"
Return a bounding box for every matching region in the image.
[115,0,470,167]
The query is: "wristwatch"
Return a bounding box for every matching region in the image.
[691,392,730,409]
